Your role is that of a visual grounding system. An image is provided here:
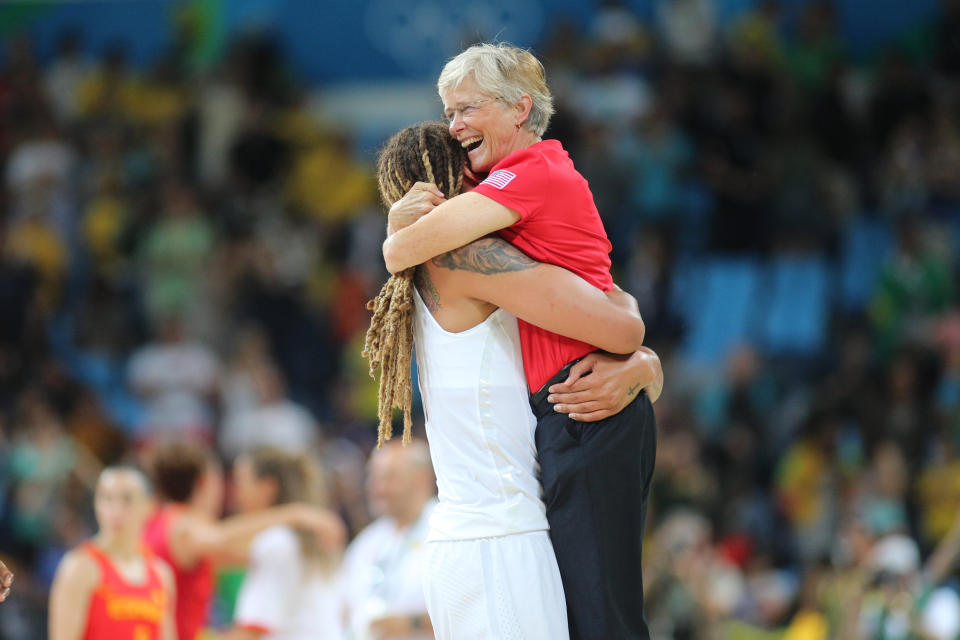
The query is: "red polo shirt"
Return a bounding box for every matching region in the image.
[472,140,613,392]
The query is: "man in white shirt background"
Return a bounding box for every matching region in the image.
[341,439,435,640]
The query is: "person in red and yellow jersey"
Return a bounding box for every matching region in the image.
[49,466,176,640]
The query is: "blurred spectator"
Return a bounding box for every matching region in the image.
[852,533,960,639]
[576,123,630,241]
[698,79,770,253]
[220,363,319,459]
[569,53,653,128]
[645,509,743,637]
[43,29,88,127]
[915,432,960,548]
[618,101,695,229]
[0,250,41,409]
[926,100,960,208]
[871,223,953,355]
[220,325,275,426]
[651,426,719,517]
[136,181,216,324]
[76,42,137,122]
[590,0,647,52]
[655,0,718,67]
[4,113,76,231]
[782,0,844,92]
[622,230,675,339]
[850,440,910,538]
[808,61,864,169]
[869,50,933,154]
[285,127,377,224]
[775,410,841,563]
[4,204,67,313]
[196,52,247,190]
[342,440,436,640]
[933,0,960,77]
[229,101,289,195]
[6,392,100,560]
[727,0,783,71]
[878,119,928,217]
[127,314,220,443]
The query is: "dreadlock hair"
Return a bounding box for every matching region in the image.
[363,121,467,447]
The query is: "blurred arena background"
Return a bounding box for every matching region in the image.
[0,0,959,637]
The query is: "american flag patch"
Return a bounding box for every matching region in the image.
[480,170,517,190]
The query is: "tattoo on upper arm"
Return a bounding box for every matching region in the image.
[414,266,442,313]
[432,237,537,275]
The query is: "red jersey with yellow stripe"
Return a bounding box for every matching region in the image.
[82,542,168,640]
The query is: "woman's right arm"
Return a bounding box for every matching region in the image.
[171,505,345,566]
[438,237,645,354]
[49,551,99,640]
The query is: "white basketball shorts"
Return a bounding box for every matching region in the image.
[423,530,569,640]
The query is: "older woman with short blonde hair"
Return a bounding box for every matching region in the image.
[437,43,555,138]
[380,42,660,640]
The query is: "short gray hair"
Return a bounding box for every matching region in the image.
[438,43,554,137]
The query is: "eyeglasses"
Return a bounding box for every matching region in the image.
[442,97,499,125]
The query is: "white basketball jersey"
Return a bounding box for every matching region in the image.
[412,287,549,542]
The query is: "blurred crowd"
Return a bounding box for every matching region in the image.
[0,0,959,637]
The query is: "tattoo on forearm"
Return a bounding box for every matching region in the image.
[414,267,442,313]
[432,237,537,275]
[628,382,641,397]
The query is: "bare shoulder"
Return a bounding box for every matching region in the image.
[431,236,536,275]
[166,511,206,568]
[53,547,101,590]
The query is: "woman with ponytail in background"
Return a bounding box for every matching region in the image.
[222,447,345,640]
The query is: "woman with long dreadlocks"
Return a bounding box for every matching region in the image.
[364,120,658,638]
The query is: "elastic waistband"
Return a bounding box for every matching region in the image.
[529,355,589,412]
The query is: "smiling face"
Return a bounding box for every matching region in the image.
[442,75,533,175]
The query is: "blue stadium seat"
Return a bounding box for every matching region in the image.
[680,258,762,365]
[759,255,830,356]
[839,218,892,312]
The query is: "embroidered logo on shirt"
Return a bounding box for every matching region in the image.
[480,170,517,190]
